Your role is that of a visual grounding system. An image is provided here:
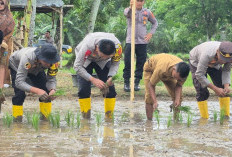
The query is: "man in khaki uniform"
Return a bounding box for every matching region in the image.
[143,53,190,120]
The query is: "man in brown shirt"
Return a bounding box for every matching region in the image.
[143,53,190,120]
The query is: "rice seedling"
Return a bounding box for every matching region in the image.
[121,112,130,122]
[167,115,172,128]
[25,111,31,124]
[76,113,81,128]
[153,110,160,126]
[54,111,61,128]
[220,109,225,125]
[179,113,183,123]
[31,112,40,131]
[65,110,73,127]
[3,113,13,128]
[48,113,56,127]
[187,112,193,127]
[95,112,102,127]
[178,106,191,113]
[213,110,217,122]
[111,112,115,123]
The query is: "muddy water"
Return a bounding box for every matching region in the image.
[0,97,232,157]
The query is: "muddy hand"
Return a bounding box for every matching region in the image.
[39,93,50,102]
[101,86,109,97]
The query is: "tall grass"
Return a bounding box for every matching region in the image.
[3,113,13,128]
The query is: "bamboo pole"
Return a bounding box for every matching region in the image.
[24,0,32,47]
[59,7,63,68]
[130,0,136,101]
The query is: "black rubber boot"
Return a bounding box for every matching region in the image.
[124,81,130,92]
[134,79,140,91]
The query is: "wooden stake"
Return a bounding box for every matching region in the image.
[130,0,136,101]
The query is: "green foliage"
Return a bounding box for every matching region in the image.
[25,111,31,124]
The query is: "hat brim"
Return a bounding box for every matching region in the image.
[219,53,232,63]
[34,47,60,64]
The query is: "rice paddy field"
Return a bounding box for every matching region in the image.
[0,97,232,157]
[0,57,232,156]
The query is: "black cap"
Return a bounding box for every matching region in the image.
[34,44,60,64]
[219,41,232,62]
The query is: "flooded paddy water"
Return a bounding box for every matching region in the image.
[0,96,232,157]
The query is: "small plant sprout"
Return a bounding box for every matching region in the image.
[3,113,13,128]
[167,115,172,128]
[153,110,160,126]
[65,110,73,127]
[76,113,81,128]
[187,112,193,127]
[95,112,102,127]
[54,111,61,128]
[25,111,31,124]
[213,110,217,122]
[120,112,130,122]
[111,112,115,123]
[31,112,40,131]
[48,113,56,127]
[179,113,183,123]
[220,109,225,125]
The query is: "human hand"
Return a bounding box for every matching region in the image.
[106,77,114,86]
[223,87,230,95]
[174,99,181,108]
[145,33,152,42]
[214,87,227,97]
[39,93,50,102]
[90,77,107,89]
[153,102,158,111]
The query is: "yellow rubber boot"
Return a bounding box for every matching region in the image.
[219,97,230,117]
[197,100,209,119]
[104,98,116,118]
[40,102,52,119]
[79,98,91,119]
[12,105,23,122]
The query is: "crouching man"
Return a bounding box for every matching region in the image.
[143,53,190,120]
[73,32,122,119]
[189,41,232,118]
[9,44,60,122]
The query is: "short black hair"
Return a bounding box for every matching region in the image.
[98,39,115,55]
[176,62,190,78]
[46,30,50,33]
[0,30,3,44]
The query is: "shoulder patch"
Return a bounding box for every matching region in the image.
[112,44,122,62]
[25,62,31,70]
[84,50,92,60]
